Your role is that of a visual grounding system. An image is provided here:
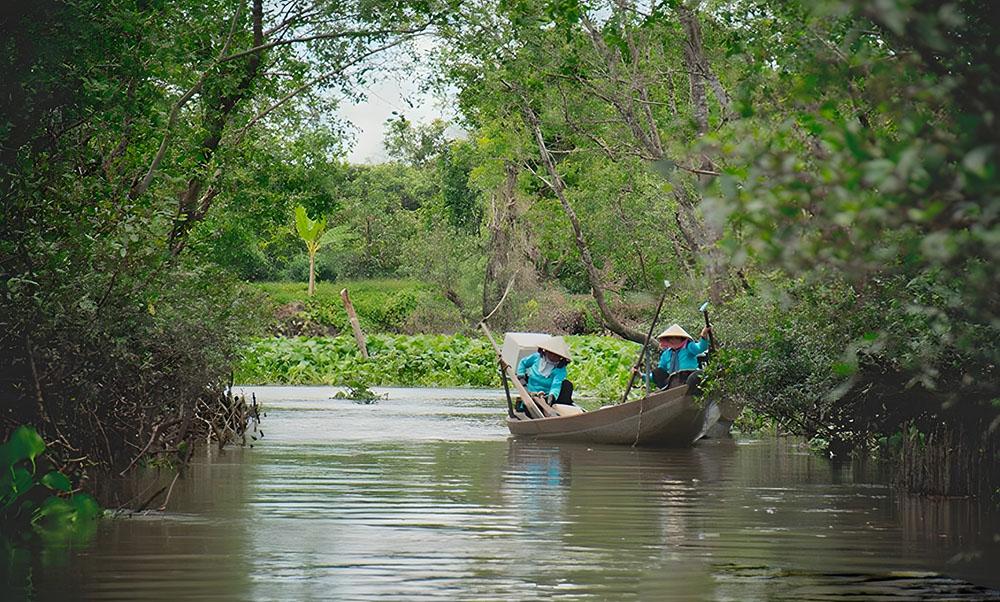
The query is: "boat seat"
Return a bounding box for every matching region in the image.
[552,404,584,417]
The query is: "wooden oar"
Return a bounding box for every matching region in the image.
[699,301,715,353]
[478,322,556,419]
[621,280,671,404]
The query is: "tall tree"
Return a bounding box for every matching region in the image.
[0,0,452,475]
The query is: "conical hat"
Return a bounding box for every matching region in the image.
[538,336,572,362]
[656,324,693,340]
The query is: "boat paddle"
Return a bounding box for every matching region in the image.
[478,321,556,419]
[699,301,715,353]
[621,280,671,404]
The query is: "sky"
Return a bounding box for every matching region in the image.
[336,47,461,164]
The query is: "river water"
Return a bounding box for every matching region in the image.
[19,387,1000,601]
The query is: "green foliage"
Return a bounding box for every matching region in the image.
[1,239,267,470]
[707,0,998,367]
[325,163,431,279]
[256,280,447,333]
[704,270,996,454]
[730,407,780,436]
[439,140,483,232]
[2,0,439,476]
[237,334,500,388]
[295,204,328,294]
[196,223,275,281]
[690,0,1000,461]
[563,336,637,401]
[1,426,101,545]
[188,126,347,281]
[295,205,327,245]
[6,0,996,502]
[332,375,386,403]
[384,115,450,167]
[236,333,638,403]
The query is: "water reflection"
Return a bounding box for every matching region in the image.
[21,447,255,601]
[11,386,1000,601]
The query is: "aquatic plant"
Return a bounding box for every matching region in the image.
[1,426,102,588]
[1,426,101,542]
[236,334,639,403]
[333,375,386,403]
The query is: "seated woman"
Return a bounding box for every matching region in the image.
[515,336,574,411]
[633,324,711,390]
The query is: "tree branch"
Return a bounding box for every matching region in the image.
[227,34,417,146]
[130,4,244,200]
[218,15,442,64]
[510,84,644,343]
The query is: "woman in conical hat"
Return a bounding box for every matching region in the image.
[537,336,572,363]
[657,323,693,341]
[515,335,575,407]
[633,323,711,389]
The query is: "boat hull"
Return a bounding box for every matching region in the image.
[506,385,715,447]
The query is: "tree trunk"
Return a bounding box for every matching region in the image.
[308,250,315,297]
[482,163,520,318]
[340,288,368,358]
[679,7,710,137]
[678,6,730,303]
[519,99,644,344]
[167,0,264,254]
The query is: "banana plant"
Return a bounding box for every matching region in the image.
[294,206,327,296]
[294,206,358,296]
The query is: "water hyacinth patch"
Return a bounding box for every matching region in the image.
[236,334,639,402]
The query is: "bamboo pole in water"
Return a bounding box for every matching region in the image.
[340,288,368,359]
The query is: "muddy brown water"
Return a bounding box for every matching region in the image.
[14,387,1000,601]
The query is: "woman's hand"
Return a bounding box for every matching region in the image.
[700,326,711,339]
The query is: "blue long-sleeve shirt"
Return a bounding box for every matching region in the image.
[643,338,710,380]
[516,352,567,398]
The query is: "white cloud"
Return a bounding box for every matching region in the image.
[336,44,460,164]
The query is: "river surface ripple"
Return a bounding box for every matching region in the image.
[22,386,1000,601]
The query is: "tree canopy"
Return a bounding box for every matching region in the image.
[1,0,996,496]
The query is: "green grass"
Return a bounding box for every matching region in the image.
[255,279,434,306]
[253,279,457,334]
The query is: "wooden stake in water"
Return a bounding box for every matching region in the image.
[341,288,369,359]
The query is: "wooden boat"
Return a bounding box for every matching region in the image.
[506,383,718,447]
[478,324,719,448]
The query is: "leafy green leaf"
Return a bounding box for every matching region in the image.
[40,471,72,493]
[0,426,46,468]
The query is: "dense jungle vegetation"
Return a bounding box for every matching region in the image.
[1,0,996,526]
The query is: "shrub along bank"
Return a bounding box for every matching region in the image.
[257,280,463,335]
[253,280,660,338]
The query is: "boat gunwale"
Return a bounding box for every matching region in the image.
[504,383,712,445]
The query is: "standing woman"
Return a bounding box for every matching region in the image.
[633,324,711,389]
[516,336,574,408]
